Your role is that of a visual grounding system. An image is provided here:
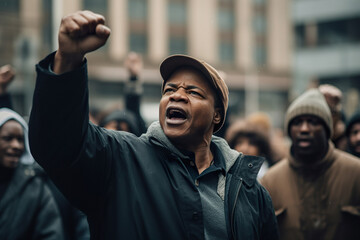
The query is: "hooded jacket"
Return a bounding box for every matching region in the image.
[0,108,64,240]
[29,53,279,240]
[261,142,360,240]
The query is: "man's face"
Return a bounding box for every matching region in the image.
[0,120,25,168]
[348,122,360,155]
[289,115,328,160]
[159,68,221,146]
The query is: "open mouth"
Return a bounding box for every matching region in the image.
[296,139,312,148]
[167,108,187,120]
[166,107,188,124]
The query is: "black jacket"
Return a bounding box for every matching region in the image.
[29,53,278,240]
[0,164,64,240]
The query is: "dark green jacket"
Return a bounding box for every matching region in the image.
[29,53,278,240]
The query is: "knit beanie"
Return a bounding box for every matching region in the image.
[285,88,333,138]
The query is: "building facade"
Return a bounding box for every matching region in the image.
[292,0,360,117]
[0,0,292,128]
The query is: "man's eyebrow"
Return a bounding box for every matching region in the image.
[165,83,177,88]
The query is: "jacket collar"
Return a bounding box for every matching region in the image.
[144,121,240,174]
[229,154,265,187]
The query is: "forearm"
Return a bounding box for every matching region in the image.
[29,52,89,171]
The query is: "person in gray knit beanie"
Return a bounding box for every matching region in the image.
[261,87,360,240]
[285,88,333,138]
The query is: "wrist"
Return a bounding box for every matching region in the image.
[53,51,84,74]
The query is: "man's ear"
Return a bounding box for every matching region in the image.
[213,108,222,125]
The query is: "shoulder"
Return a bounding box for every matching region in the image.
[334,149,360,167]
[332,149,360,181]
[259,159,290,189]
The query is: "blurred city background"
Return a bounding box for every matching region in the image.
[0,0,359,129]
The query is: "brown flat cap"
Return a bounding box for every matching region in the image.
[160,54,229,133]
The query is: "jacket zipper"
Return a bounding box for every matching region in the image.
[231,177,243,240]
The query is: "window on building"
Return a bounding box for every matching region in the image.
[254,45,266,67]
[168,1,187,25]
[219,42,234,62]
[130,33,147,54]
[0,0,19,11]
[295,17,360,48]
[128,0,148,55]
[252,1,267,67]
[83,0,108,16]
[295,25,305,48]
[318,17,360,45]
[168,0,188,54]
[253,14,266,34]
[129,0,147,21]
[169,36,187,55]
[42,0,53,54]
[218,0,235,63]
[218,8,234,30]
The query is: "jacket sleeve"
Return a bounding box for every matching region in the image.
[32,183,65,240]
[259,185,280,240]
[0,93,12,109]
[29,52,114,213]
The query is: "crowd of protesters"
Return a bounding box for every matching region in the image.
[0,9,359,240]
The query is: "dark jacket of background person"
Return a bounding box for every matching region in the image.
[0,164,64,240]
[260,89,360,240]
[29,53,279,240]
[0,108,64,240]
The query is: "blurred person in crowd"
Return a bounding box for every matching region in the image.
[98,52,147,136]
[225,118,275,178]
[261,88,360,240]
[89,106,100,125]
[29,10,279,240]
[0,108,64,240]
[0,66,90,240]
[247,112,289,163]
[0,64,16,108]
[99,109,142,136]
[319,84,347,150]
[345,111,360,158]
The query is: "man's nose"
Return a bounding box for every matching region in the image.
[10,139,23,149]
[299,121,310,132]
[169,88,188,102]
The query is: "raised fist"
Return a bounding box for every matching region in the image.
[54,10,111,74]
[0,65,15,94]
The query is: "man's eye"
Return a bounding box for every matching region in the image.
[189,91,201,97]
[163,88,175,94]
[1,136,12,141]
[292,120,301,126]
[309,119,320,126]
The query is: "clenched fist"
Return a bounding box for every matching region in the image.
[54,10,111,74]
